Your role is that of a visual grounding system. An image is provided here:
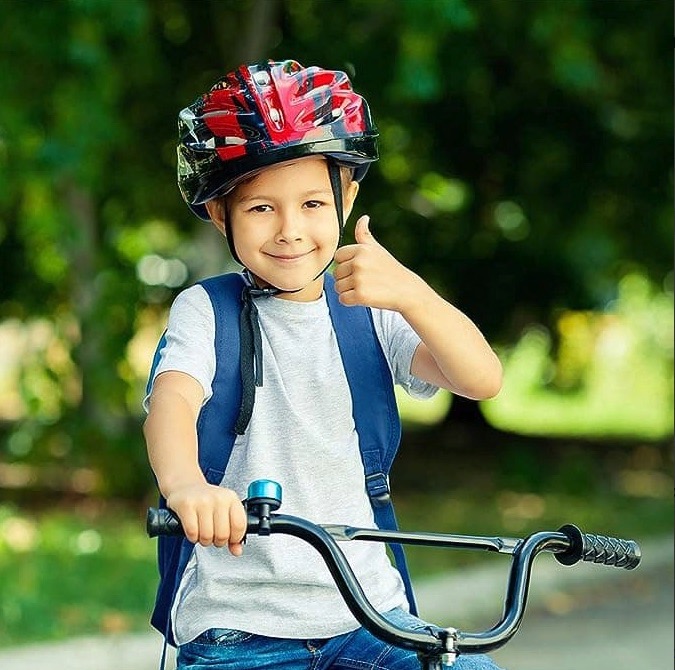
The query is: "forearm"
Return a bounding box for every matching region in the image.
[401,282,503,400]
[143,371,246,551]
[144,384,205,499]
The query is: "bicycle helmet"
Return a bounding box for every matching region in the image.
[177,59,379,222]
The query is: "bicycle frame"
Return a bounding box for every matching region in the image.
[147,480,641,669]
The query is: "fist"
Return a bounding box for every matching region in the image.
[167,483,247,556]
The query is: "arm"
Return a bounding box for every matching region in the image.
[144,370,247,553]
[333,216,503,400]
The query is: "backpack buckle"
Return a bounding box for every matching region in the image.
[365,473,391,507]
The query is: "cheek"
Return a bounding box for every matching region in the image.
[229,215,262,247]
[321,226,340,248]
[227,219,257,266]
[314,214,341,246]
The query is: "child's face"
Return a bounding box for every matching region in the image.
[222,156,358,301]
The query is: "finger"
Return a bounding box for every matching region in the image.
[332,259,353,281]
[197,509,215,547]
[334,244,358,264]
[178,508,200,545]
[229,500,248,544]
[333,275,354,296]
[337,288,360,307]
[212,504,230,548]
[228,501,248,557]
[229,541,244,557]
[354,215,375,245]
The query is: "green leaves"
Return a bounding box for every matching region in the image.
[0,0,670,497]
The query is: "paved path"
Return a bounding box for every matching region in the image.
[0,535,671,670]
[492,570,673,670]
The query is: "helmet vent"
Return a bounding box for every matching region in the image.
[253,71,271,86]
[267,105,283,129]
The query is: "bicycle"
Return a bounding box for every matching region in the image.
[147,479,642,670]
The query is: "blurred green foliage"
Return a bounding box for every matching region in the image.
[0,502,157,646]
[484,273,674,438]
[0,0,672,498]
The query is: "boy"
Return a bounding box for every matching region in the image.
[144,59,504,669]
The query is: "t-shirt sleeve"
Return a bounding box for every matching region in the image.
[142,285,216,413]
[371,308,438,400]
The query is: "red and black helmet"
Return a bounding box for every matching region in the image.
[177,59,379,220]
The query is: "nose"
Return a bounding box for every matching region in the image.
[274,210,303,243]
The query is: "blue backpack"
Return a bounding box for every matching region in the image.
[147,272,416,645]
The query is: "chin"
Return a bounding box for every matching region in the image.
[279,273,323,292]
[279,274,326,299]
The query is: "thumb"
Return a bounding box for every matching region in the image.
[354,215,377,245]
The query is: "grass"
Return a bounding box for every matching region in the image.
[0,503,157,647]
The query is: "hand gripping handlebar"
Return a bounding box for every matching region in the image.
[146,479,641,669]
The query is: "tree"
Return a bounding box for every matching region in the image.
[0,0,670,497]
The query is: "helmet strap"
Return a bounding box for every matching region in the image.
[328,160,345,240]
[223,214,242,266]
[235,282,266,435]
[304,159,344,283]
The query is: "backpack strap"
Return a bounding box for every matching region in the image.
[324,274,418,615]
[193,273,246,474]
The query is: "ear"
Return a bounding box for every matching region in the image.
[205,199,227,236]
[342,180,360,221]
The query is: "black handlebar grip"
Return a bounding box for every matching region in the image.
[146,507,184,537]
[555,524,641,570]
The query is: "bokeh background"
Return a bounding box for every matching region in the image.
[0,0,672,649]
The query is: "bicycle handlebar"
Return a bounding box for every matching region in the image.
[146,480,641,666]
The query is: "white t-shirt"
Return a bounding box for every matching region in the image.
[145,277,438,644]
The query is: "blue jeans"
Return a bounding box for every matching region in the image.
[176,608,503,669]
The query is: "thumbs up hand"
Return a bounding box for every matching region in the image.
[333,215,426,311]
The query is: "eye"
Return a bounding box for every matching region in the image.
[246,203,272,213]
[303,200,325,209]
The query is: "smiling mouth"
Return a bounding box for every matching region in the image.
[266,250,314,262]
